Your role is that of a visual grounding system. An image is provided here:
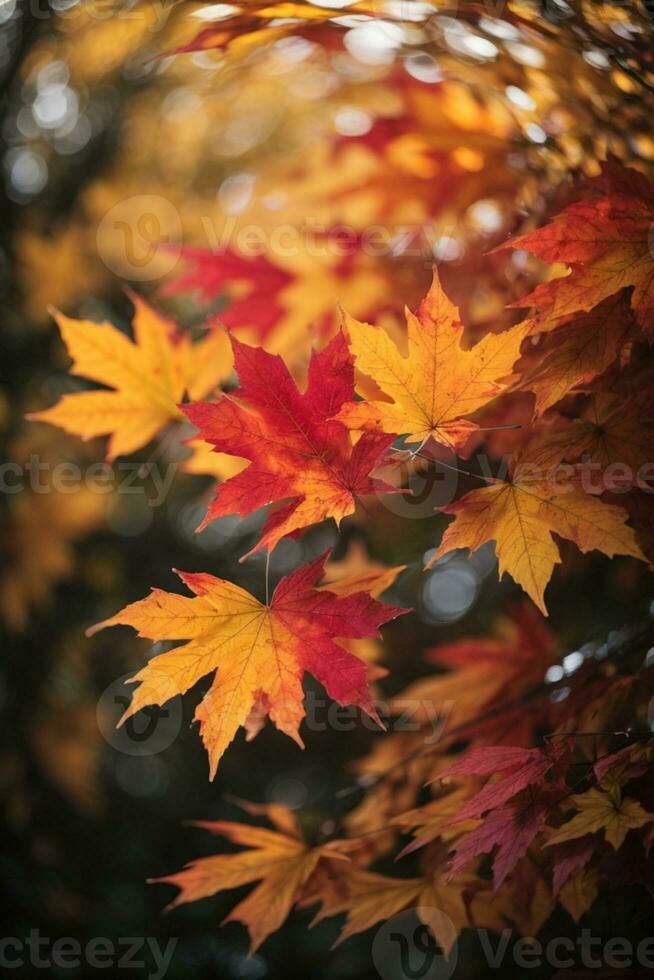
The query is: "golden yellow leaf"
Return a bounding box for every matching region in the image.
[545,784,654,850]
[29,296,232,460]
[336,270,528,452]
[334,870,468,955]
[430,440,646,613]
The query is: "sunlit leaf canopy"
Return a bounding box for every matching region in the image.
[7,0,654,356]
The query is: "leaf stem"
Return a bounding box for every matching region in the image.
[390,447,500,485]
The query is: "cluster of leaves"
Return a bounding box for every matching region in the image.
[14,0,654,350]
[29,157,654,955]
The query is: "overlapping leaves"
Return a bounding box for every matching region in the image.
[28,161,654,955]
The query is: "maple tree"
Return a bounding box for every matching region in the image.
[8,2,654,975]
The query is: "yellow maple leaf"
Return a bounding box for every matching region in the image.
[545,784,654,850]
[430,439,646,614]
[558,867,599,923]
[333,870,468,955]
[178,436,248,482]
[29,295,232,460]
[336,269,529,453]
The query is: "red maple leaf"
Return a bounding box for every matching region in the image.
[503,162,654,339]
[439,746,555,820]
[161,246,293,342]
[449,786,564,889]
[183,332,395,553]
[549,838,595,896]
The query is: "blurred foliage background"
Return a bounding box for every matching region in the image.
[2,1,654,977]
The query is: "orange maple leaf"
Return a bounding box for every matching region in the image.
[335,269,529,454]
[88,551,406,778]
[518,294,636,415]
[321,539,406,599]
[29,294,232,460]
[331,869,468,955]
[393,602,556,743]
[504,163,654,339]
[153,800,352,952]
[525,393,654,484]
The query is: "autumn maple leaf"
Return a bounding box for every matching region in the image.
[184,331,396,555]
[428,436,646,613]
[549,838,595,897]
[438,746,555,821]
[392,602,556,744]
[432,748,567,888]
[88,550,406,778]
[244,545,406,743]
[29,294,232,460]
[330,869,468,955]
[161,246,293,342]
[526,392,654,484]
[545,782,654,851]
[392,786,477,858]
[335,268,529,454]
[165,1,385,59]
[153,800,352,952]
[448,786,565,889]
[518,294,636,415]
[321,539,406,600]
[503,162,654,339]
[161,243,391,368]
